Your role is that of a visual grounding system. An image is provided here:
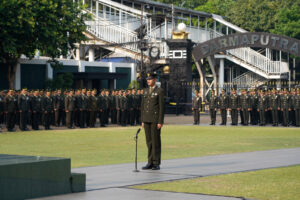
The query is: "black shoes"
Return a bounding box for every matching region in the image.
[142,163,153,170]
[152,165,160,170]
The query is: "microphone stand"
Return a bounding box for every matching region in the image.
[133,128,141,172]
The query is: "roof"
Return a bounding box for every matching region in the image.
[119,0,212,18]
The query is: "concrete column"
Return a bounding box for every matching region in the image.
[110,62,116,89]
[164,17,168,39]
[78,61,85,72]
[76,48,80,61]
[88,47,95,62]
[131,63,136,82]
[219,58,224,92]
[47,63,53,80]
[15,63,21,90]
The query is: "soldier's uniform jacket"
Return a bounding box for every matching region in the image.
[105,95,110,109]
[249,94,258,109]
[239,94,250,109]
[208,96,218,109]
[269,94,280,109]
[65,95,76,111]
[120,95,128,110]
[229,94,239,109]
[219,94,229,109]
[295,94,300,109]
[98,95,107,110]
[137,94,142,109]
[88,95,98,111]
[30,95,42,112]
[258,95,268,110]
[111,95,116,109]
[54,95,64,110]
[4,95,17,113]
[290,94,295,110]
[192,96,202,110]
[42,96,53,112]
[126,94,133,109]
[18,94,29,111]
[141,86,164,124]
[115,95,121,109]
[132,95,139,109]
[81,94,88,110]
[280,94,291,109]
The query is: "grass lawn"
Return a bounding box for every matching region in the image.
[0,125,299,168]
[133,165,300,200]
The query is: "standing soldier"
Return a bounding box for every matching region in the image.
[131,89,138,126]
[42,90,54,130]
[116,90,122,125]
[54,89,64,127]
[120,90,128,126]
[294,88,300,127]
[88,89,98,127]
[229,88,239,125]
[280,88,291,126]
[219,89,229,125]
[289,89,296,126]
[239,89,251,126]
[257,90,268,126]
[208,90,218,125]
[105,90,111,124]
[136,89,142,125]
[30,90,42,130]
[74,90,81,127]
[141,73,165,170]
[269,89,280,126]
[110,90,117,124]
[65,90,76,129]
[79,88,88,128]
[192,90,201,125]
[126,89,133,125]
[18,88,29,131]
[86,90,91,126]
[4,90,17,132]
[249,89,258,125]
[98,90,107,127]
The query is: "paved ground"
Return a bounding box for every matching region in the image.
[34,148,300,200]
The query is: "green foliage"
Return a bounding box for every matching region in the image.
[45,72,74,89]
[128,80,140,89]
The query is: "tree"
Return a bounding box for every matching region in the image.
[0,0,87,88]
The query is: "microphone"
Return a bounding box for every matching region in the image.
[136,128,141,135]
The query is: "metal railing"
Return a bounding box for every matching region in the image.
[232,71,267,88]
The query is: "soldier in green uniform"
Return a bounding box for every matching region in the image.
[131,89,138,126]
[30,90,42,130]
[239,89,251,125]
[120,90,128,126]
[4,89,17,132]
[192,90,201,125]
[295,88,300,127]
[42,90,54,130]
[141,73,164,170]
[136,89,142,125]
[249,89,258,125]
[98,90,107,127]
[86,89,91,126]
[116,90,122,125]
[18,88,29,131]
[229,88,239,125]
[79,88,88,128]
[110,90,117,124]
[219,89,229,125]
[65,90,76,129]
[208,90,218,125]
[280,88,291,126]
[54,89,64,127]
[289,89,296,126]
[269,89,280,126]
[88,89,98,127]
[257,90,268,126]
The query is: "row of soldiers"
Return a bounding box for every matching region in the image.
[0,88,143,132]
[192,88,300,127]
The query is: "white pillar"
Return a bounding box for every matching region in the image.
[15,63,21,90]
[78,61,85,72]
[219,58,224,92]
[131,63,136,82]
[47,63,53,80]
[76,48,80,61]
[88,47,95,62]
[110,63,116,89]
[164,17,168,39]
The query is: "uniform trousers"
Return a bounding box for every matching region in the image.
[144,122,161,165]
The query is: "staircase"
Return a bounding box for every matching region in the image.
[232,71,267,89]
[81,0,288,80]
